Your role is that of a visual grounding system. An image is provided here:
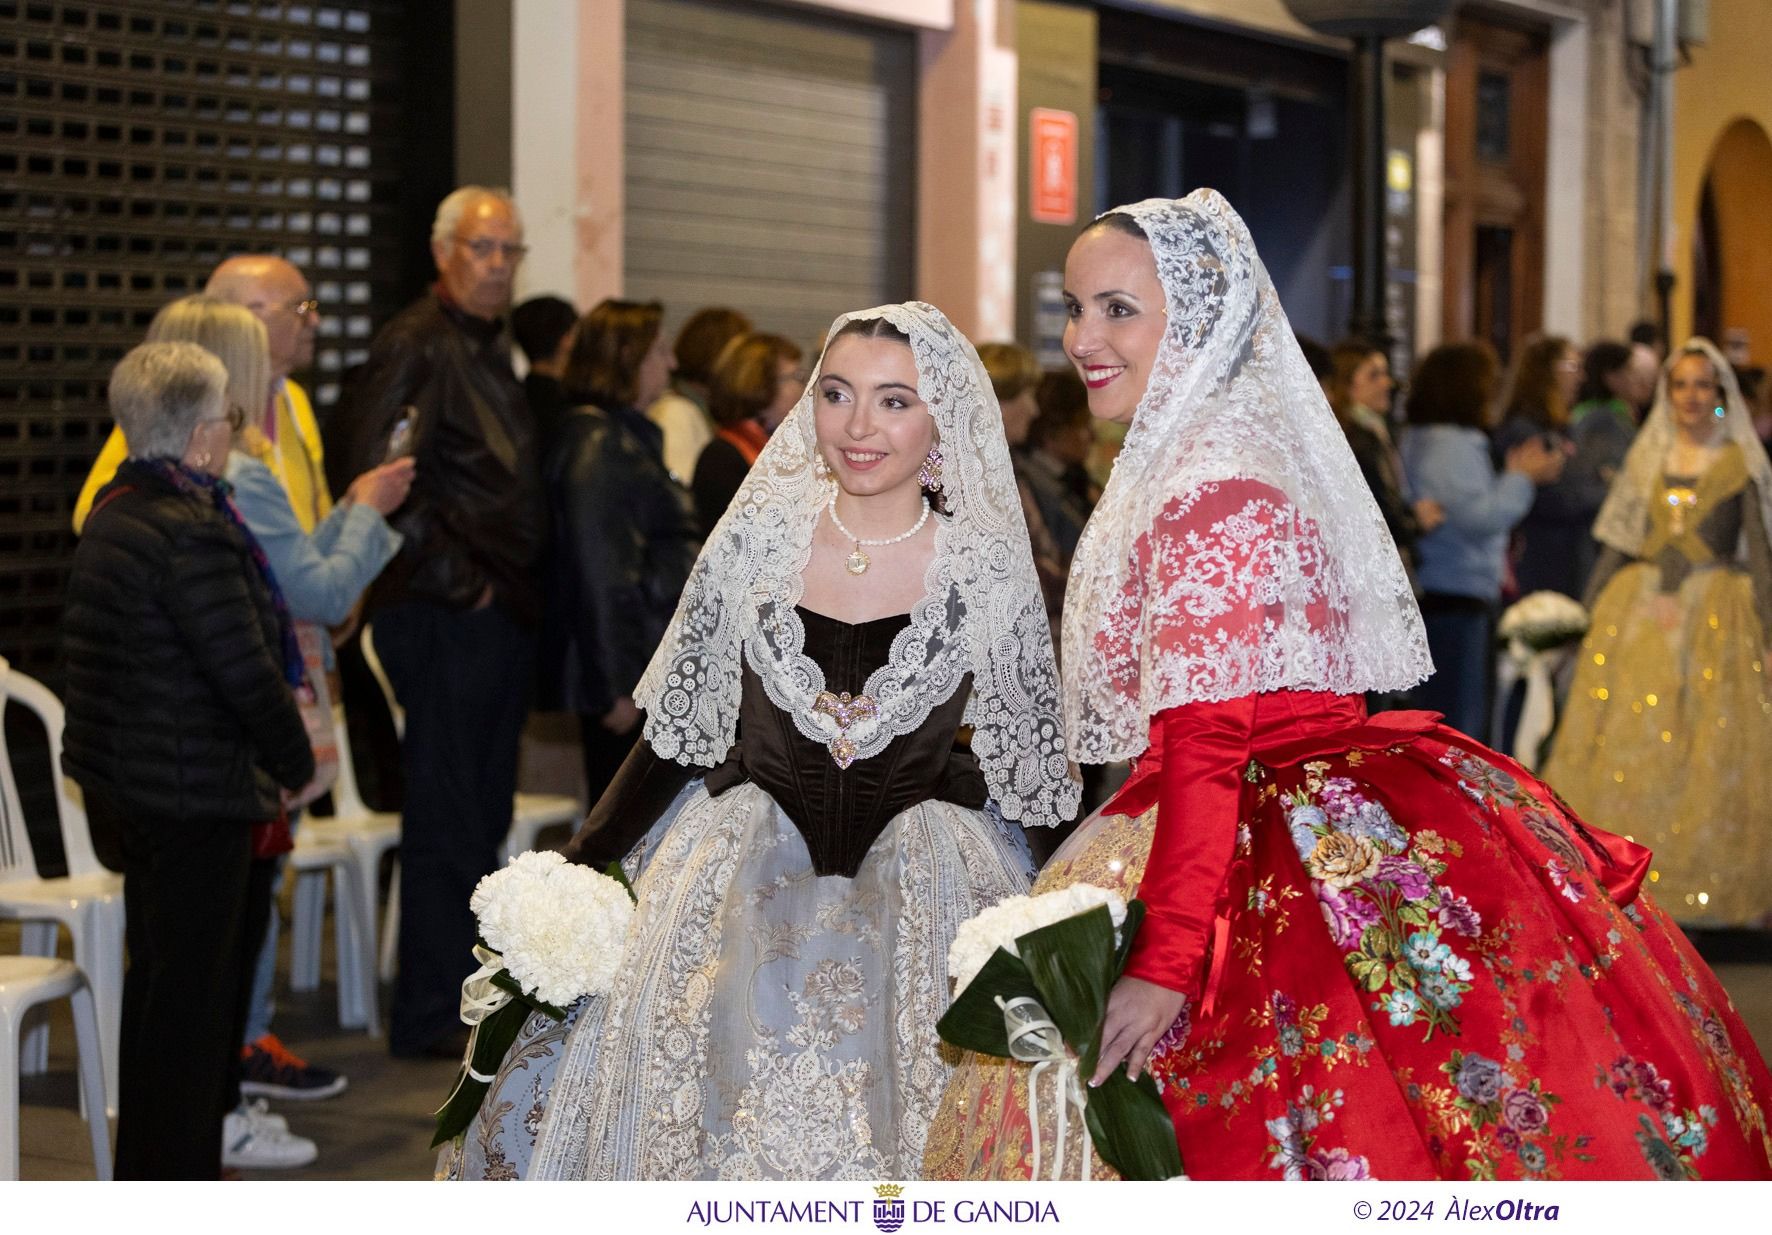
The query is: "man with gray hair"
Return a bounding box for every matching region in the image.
[74,254,330,537]
[330,185,544,1058]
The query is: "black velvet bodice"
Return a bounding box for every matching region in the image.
[561,607,984,878]
[703,607,982,877]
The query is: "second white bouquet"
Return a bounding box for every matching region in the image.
[936,885,1180,1181]
[1498,590,1589,653]
[948,884,1129,995]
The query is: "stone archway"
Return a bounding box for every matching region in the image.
[1693,117,1772,355]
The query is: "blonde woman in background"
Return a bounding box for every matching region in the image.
[145,296,414,636]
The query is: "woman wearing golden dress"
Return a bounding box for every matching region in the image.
[1543,340,1772,927]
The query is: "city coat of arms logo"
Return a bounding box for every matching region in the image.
[872,1183,906,1233]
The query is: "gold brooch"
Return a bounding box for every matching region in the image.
[812,689,878,769]
[1664,486,1697,536]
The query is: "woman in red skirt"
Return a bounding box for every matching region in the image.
[922,191,1772,1181]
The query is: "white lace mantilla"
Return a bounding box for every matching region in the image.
[1062,192,1433,764]
[638,301,1078,828]
[1591,335,1772,559]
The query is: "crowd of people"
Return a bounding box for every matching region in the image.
[1301,322,1772,931]
[47,181,1772,1181]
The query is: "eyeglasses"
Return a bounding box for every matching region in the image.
[199,405,247,433]
[457,238,529,262]
[253,298,320,319]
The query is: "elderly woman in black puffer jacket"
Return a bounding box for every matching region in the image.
[62,340,314,1180]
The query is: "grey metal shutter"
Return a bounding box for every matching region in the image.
[623,0,916,353]
[0,0,412,684]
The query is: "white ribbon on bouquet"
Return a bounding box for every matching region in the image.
[997,994,1095,1180]
[458,943,511,1083]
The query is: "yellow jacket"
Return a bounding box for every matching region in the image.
[74,378,332,534]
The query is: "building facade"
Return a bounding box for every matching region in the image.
[475,0,1683,363]
[8,0,1767,689]
[1674,0,1772,361]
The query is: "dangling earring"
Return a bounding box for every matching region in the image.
[917,445,944,492]
[191,449,212,470]
[813,451,831,481]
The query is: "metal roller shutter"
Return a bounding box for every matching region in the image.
[623,0,916,352]
[0,0,415,685]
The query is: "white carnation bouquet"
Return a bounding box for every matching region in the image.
[1495,591,1590,770]
[936,885,1180,1181]
[433,851,635,1147]
[1497,590,1589,653]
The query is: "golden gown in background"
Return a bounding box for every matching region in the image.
[1543,443,1772,925]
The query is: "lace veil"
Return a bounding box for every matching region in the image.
[1591,336,1772,557]
[636,301,1078,828]
[1061,191,1432,764]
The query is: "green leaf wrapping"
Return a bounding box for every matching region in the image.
[1024,898,1183,1180]
[1083,1069,1185,1181]
[489,969,566,1020]
[602,859,638,903]
[1015,904,1118,1059]
[935,947,1039,1057]
[430,997,531,1149]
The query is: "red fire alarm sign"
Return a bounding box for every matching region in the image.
[1029,108,1079,225]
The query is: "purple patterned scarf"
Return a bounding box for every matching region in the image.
[138,457,305,688]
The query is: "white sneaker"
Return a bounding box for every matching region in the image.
[242,1098,288,1132]
[222,1100,317,1170]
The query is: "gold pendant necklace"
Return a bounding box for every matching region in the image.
[827,491,931,577]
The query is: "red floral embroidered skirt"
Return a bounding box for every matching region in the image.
[924,727,1772,1180]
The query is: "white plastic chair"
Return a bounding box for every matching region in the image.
[0,955,111,1179]
[0,658,124,1119]
[289,704,395,1035]
[358,626,581,981]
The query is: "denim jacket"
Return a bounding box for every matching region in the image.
[225,451,402,663]
[1399,424,1535,602]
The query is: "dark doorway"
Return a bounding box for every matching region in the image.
[1093,6,1350,343]
[1474,224,1515,362]
[1442,11,1549,362]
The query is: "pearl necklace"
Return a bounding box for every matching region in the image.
[827,490,930,576]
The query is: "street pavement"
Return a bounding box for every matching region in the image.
[8,921,1772,1180]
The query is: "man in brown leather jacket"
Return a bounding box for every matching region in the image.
[331,185,544,1058]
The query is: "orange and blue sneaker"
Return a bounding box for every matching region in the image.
[240,1033,348,1101]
